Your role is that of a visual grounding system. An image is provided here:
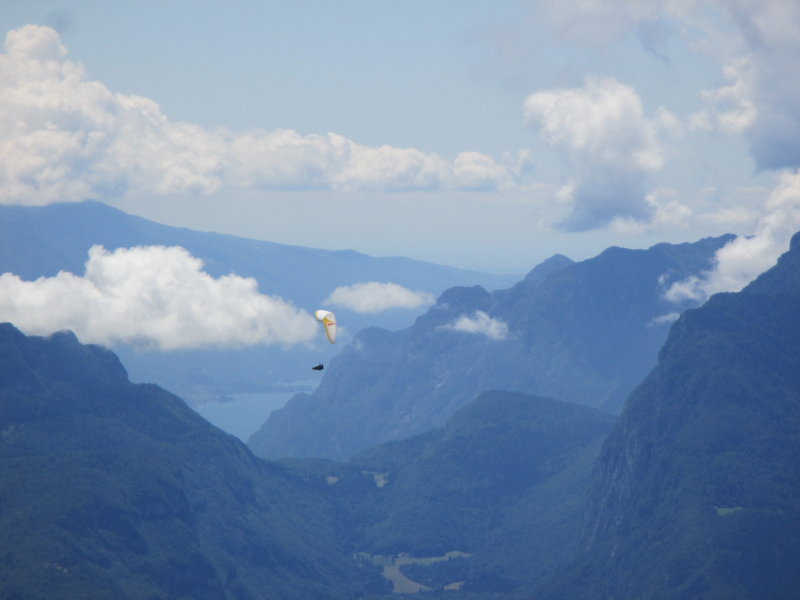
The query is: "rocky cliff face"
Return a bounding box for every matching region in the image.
[251,235,733,461]
[550,233,800,599]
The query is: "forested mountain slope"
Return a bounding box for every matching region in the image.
[541,232,800,599]
[0,323,379,599]
[281,390,615,597]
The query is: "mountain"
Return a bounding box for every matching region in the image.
[0,201,517,403]
[0,320,618,598]
[0,323,382,599]
[542,232,800,599]
[250,235,733,461]
[281,390,616,597]
[5,224,796,599]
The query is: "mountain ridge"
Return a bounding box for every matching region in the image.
[541,231,800,599]
[250,234,734,461]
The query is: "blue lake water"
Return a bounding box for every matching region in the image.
[196,391,301,442]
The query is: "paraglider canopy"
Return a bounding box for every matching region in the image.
[315,310,337,344]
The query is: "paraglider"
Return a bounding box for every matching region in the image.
[311,310,336,371]
[315,310,336,344]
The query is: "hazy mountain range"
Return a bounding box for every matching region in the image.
[250,234,733,461]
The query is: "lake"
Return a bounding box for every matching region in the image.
[196,390,304,442]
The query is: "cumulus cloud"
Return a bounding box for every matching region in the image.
[682,1,800,170]
[648,312,681,327]
[524,77,664,231]
[711,56,800,170]
[541,1,800,171]
[692,57,758,135]
[665,168,800,302]
[325,282,434,314]
[445,311,509,341]
[609,188,693,234]
[0,245,318,350]
[0,25,522,206]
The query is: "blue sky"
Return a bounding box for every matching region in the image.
[2,0,799,277]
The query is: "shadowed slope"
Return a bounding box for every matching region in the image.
[0,323,379,599]
[542,233,800,599]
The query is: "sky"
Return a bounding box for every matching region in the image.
[2,1,800,349]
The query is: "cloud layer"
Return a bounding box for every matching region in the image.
[543,0,800,173]
[665,168,800,302]
[0,245,318,350]
[523,77,665,231]
[0,25,523,206]
[445,311,509,340]
[693,1,800,170]
[325,282,434,314]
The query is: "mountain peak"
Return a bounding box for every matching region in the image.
[521,253,574,286]
[0,323,129,391]
[743,230,800,296]
[434,284,491,311]
[792,230,800,251]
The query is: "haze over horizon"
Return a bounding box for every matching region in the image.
[2,1,800,351]
[1,1,798,269]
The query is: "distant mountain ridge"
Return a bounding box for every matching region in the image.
[250,234,734,461]
[0,201,518,402]
[541,232,800,599]
[0,201,516,306]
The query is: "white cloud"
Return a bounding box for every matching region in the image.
[665,168,800,302]
[330,142,447,192]
[696,205,761,228]
[0,25,522,206]
[523,77,664,231]
[654,107,685,138]
[691,56,757,135]
[445,311,509,341]
[686,1,800,169]
[609,188,693,234]
[0,245,318,350]
[540,1,800,171]
[649,312,681,327]
[325,282,434,314]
